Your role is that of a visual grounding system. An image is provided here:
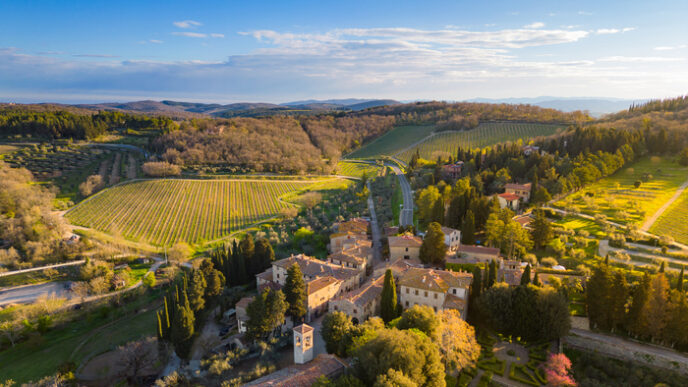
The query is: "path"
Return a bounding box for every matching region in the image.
[366,180,383,265]
[389,164,414,227]
[0,259,85,278]
[0,282,76,306]
[566,328,688,375]
[641,178,688,231]
[599,240,687,270]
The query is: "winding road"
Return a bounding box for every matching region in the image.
[389,164,414,227]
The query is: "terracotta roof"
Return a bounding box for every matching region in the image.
[505,183,532,191]
[388,235,423,248]
[245,354,348,387]
[256,269,273,281]
[334,275,384,307]
[458,244,500,256]
[293,324,314,334]
[306,276,341,295]
[330,231,367,239]
[514,215,532,226]
[443,293,467,311]
[337,218,369,234]
[498,193,521,201]
[440,226,459,235]
[273,254,360,282]
[328,250,366,265]
[398,267,472,292]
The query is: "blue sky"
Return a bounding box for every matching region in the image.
[1,0,687,103]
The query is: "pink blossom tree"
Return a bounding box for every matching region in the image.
[544,353,576,386]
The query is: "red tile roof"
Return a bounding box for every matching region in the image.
[388,234,423,248]
[498,193,521,201]
[458,244,500,256]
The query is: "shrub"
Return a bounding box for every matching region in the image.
[509,364,540,386]
[141,161,181,177]
[507,349,516,356]
[478,371,493,387]
[541,257,558,268]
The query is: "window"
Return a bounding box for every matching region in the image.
[453,289,456,295]
[424,291,428,297]
[434,293,438,299]
[334,306,338,310]
[277,274,280,279]
[405,301,409,307]
[433,306,437,312]
[406,288,409,294]
[405,247,409,252]
[415,290,419,295]
[353,309,357,314]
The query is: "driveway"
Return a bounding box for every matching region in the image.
[0,282,76,306]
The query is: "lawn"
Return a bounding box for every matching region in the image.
[650,189,688,244]
[0,293,158,384]
[553,216,603,235]
[554,157,688,226]
[345,125,436,159]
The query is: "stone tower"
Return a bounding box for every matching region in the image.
[293,323,314,364]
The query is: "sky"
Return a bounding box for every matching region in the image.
[1,0,687,104]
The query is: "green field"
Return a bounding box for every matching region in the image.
[346,125,436,159]
[553,216,603,235]
[555,157,688,226]
[396,122,564,162]
[650,189,688,244]
[336,161,384,177]
[66,178,331,246]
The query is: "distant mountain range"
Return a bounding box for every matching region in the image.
[70,98,401,118]
[465,97,647,117]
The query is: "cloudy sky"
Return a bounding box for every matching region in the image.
[1,0,687,103]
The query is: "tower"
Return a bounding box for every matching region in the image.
[293,323,314,364]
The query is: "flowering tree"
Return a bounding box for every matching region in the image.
[544,353,576,386]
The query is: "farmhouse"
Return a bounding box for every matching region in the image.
[522,145,540,156]
[441,161,464,180]
[336,218,369,234]
[258,254,361,292]
[497,192,521,211]
[305,276,343,321]
[388,234,423,261]
[500,260,526,286]
[451,244,501,265]
[235,296,253,334]
[329,231,368,253]
[504,182,532,202]
[441,226,461,251]
[327,241,372,273]
[398,267,473,319]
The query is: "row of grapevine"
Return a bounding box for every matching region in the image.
[337,161,383,177]
[396,123,564,162]
[66,179,319,246]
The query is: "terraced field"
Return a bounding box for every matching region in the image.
[650,189,688,244]
[66,178,326,246]
[337,161,385,177]
[554,157,688,226]
[396,122,564,162]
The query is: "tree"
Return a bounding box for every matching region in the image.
[487,259,497,288]
[419,222,447,265]
[532,272,541,287]
[254,238,275,274]
[143,272,156,288]
[240,234,256,276]
[380,269,398,323]
[665,291,688,347]
[535,286,571,341]
[321,312,353,356]
[470,265,482,300]
[117,337,159,386]
[436,309,480,373]
[485,209,532,258]
[0,321,20,347]
[283,263,307,323]
[609,272,628,331]
[544,353,576,387]
[417,186,441,224]
[374,369,417,387]
[642,274,670,341]
[188,270,207,312]
[627,273,651,337]
[461,210,476,245]
[171,292,195,359]
[678,266,685,292]
[586,264,613,330]
[353,328,445,387]
[397,305,440,337]
[520,264,531,285]
[246,289,287,340]
[168,242,191,265]
[531,209,553,250]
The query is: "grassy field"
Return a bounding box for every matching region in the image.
[0,295,158,384]
[336,161,385,178]
[553,216,604,236]
[650,189,688,244]
[396,122,564,162]
[555,157,688,226]
[346,125,436,159]
[66,178,334,246]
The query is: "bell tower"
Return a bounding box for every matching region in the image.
[293,324,314,364]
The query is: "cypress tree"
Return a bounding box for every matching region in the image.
[461,210,476,245]
[532,272,541,287]
[471,265,482,300]
[487,259,497,288]
[659,260,666,273]
[627,273,651,336]
[254,238,275,274]
[678,267,684,292]
[283,264,307,323]
[188,270,207,312]
[380,269,398,323]
[431,198,445,225]
[171,292,195,359]
[240,234,256,276]
[419,222,447,266]
[157,311,164,341]
[520,264,531,286]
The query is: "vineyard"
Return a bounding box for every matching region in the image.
[395,122,564,162]
[650,189,688,244]
[66,178,330,246]
[337,161,385,178]
[346,125,436,159]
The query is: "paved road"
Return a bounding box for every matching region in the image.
[389,164,414,227]
[642,178,688,231]
[0,260,85,278]
[0,282,76,306]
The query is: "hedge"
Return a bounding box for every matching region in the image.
[509,363,541,386]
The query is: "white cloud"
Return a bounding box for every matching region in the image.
[173,32,207,38]
[173,20,202,29]
[598,56,684,63]
[596,28,619,34]
[524,22,545,29]
[654,45,687,51]
[149,39,163,44]
[72,54,119,58]
[578,11,593,15]
[210,33,225,38]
